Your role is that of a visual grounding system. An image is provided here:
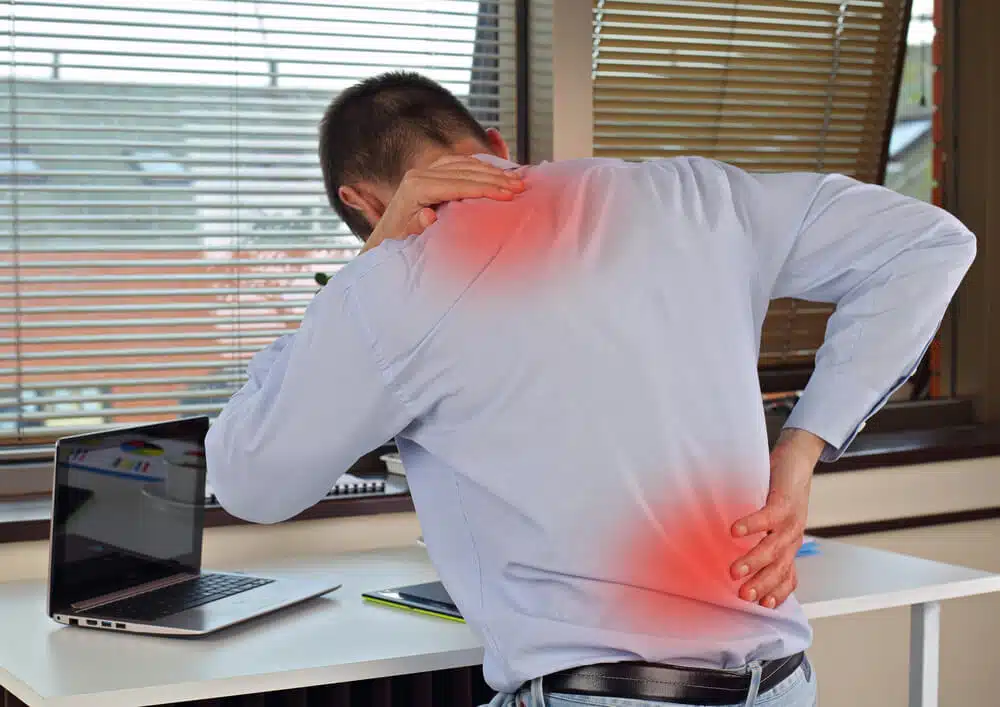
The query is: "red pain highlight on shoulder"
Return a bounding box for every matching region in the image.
[423,181,564,288]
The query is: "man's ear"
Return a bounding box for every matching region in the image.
[337,184,384,229]
[485,127,511,162]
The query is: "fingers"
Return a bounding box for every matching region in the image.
[428,154,487,168]
[428,154,511,173]
[732,507,774,538]
[401,208,439,237]
[424,154,517,182]
[732,494,791,538]
[738,544,798,607]
[424,163,524,186]
[764,561,799,609]
[760,565,798,610]
[407,171,524,206]
[418,207,437,230]
[423,168,524,192]
[407,157,526,203]
[730,530,783,580]
[730,487,808,610]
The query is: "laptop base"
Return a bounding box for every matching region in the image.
[53,570,340,636]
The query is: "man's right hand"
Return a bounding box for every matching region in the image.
[360,155,525,255]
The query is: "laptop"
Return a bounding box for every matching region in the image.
[47,416,341,636]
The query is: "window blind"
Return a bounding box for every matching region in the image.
[1,0,518,440]
[592,0,911,371]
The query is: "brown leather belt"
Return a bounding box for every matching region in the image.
[543,652,806,705]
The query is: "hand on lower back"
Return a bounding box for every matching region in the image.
[360,155,525,255]
[729,428,825,609]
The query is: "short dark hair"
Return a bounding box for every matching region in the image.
[318,71,491,239]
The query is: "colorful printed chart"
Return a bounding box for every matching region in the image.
[65,438,167,483]
[120,440,164,456]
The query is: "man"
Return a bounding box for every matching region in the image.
[206,72,975,707]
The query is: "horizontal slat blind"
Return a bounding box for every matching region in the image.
[1,0,517,440]
[592,0,910,370]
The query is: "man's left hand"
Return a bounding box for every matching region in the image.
[729,428,826,609]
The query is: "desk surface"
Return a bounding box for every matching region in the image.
[2,540,1000,707]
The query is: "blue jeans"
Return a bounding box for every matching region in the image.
[483,656,817,707]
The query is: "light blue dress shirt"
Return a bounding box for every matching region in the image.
[207,155,975,693]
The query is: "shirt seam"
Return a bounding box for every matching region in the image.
[448,468,506,668]
[340,274,506,670]
[350,238,495,364]
[769,170,831,303]
[340,278,417,422]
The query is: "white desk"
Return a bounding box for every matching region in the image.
[1,541,999,707]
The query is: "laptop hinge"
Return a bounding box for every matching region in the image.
[71,572,198,612]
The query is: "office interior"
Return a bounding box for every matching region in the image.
[1,1,999,706]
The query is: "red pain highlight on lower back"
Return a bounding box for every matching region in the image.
[605,484,761,637]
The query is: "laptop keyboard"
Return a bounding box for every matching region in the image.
[87,573,274,623]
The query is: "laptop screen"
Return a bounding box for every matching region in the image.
[49,417,209,612]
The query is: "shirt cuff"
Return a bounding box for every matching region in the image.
[783,369,898,463]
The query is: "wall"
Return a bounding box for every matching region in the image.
[527,0,592,163]
[952,0,1000,421]
[809,456,1000,527]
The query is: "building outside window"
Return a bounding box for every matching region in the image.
[0,0,517,440]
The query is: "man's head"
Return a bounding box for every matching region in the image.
[319,71,510,240]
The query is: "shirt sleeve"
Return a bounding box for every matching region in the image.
[721,163,976,461]
[205,278,413,523]
[244,333,293,388]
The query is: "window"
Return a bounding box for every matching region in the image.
[0,387,106,432]
[884,0,934,202]
[24,387,106,428]
[592,0,911,381]
[0,0,519,441]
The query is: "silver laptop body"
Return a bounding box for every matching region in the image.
[47,417,340,636]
